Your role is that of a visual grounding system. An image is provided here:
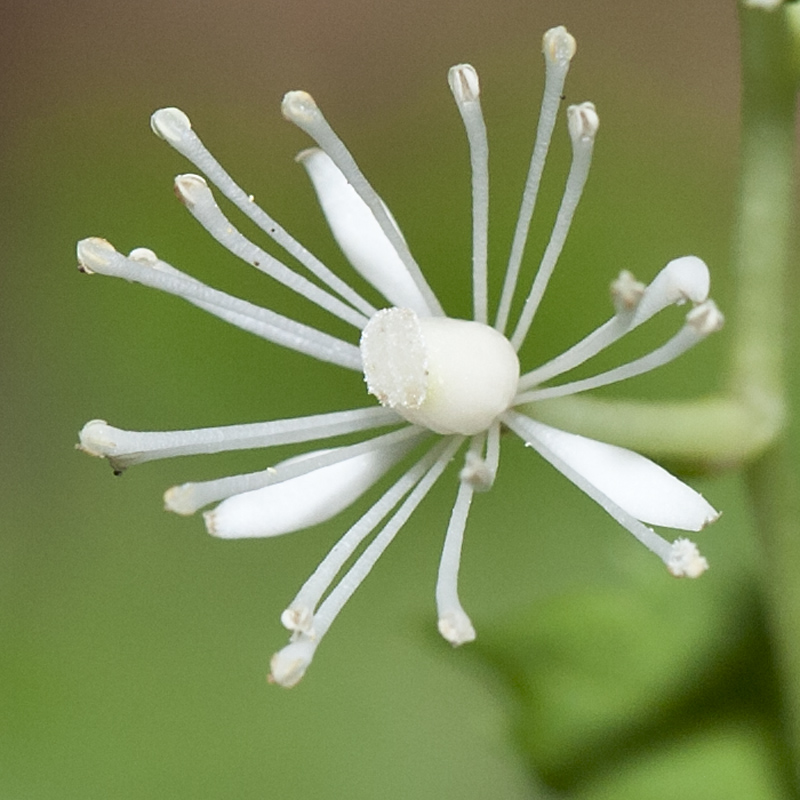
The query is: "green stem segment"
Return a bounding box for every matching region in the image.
[737,2,800,786]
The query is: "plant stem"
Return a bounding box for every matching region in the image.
[737,2,800,784]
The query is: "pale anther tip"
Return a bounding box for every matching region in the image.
[128,247,158,264]
[459,451,494,491]
[667,537,709,579]
[438,611,477,646]
[269,640,314,688]
[77,419,113,457]
[150,107,192,143]
[281,91,319,124]
[202,510,217,536]
[280,606,314,635]
[686,299,725,335]
[76,237,117,274]
[173,173,210,207]
[567,102,599,142]
[611,270,645,313]
[448,63,480,104]
[163,485,194,516]
[543,26,577,64]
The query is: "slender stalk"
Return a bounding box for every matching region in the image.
[736,2,800,784]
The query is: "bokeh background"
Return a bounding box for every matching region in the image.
[1,1,789,797]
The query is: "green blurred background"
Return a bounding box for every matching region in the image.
[1,1,789,797]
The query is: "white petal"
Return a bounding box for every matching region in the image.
[518,417,718,531]
[204,445,406,539]
[297,149,430,314]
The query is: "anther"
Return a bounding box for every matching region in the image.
[173,173,209,207]
[542,26,577,65]
[448,64,481,104]
[567,102,599,143]
[611,270,646,314]
[76,237,116,274]
[150,107,192,144]
[686,300,725,335]
[667,538,709,578]
[281,91,320,125]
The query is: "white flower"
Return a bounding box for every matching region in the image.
[77,25,722,688]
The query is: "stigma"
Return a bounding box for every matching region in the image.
[360,308,520,435]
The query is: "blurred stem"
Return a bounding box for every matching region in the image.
[737,1,800,787]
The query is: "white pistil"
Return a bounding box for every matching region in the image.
[173,174,368,328]
[515,300,725,404]
[448,63,489,325]
[494,25,577,334]
[360,308,519,435]
[164,426,429,515]
[281,90,445,318]
[150,107,377,319]
[76,238,362,370]
[78,407,400,472]
[510,101,599,350]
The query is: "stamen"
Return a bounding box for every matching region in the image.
[78,406,401,472]
[164,426,429,515]
[503,411,706,573]
[515,300,724,404]
[76,238,362,370]
[510,101,599,350]
[494,25,577,334]
[281,91,445,317]
[282,438,454,634]
[173,174,368,328]
[504,410,716,556]
[437,435,484,645]
[149,107,377,319]
[517,256,713,390]
[448,64,489,324]
[307,435,464,642]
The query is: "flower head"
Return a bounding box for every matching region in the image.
[77,25,721,687]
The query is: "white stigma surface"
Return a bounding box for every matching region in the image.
[360,308,520,435]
